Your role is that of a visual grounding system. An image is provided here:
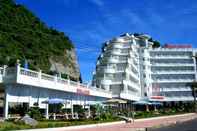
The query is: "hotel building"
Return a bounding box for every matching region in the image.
[92,33,197,102]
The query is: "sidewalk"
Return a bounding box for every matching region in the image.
[20,113,197,131]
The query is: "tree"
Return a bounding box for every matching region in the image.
[0,0,79,80]
[152,40,160,48]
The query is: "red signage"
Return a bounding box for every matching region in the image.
[77,88,90,95]
[164,44,192,48]
[150,96,164,99]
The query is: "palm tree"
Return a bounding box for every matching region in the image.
[191,81,197,113]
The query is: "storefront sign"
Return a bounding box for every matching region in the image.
[164,44,192,48]
[77,88,90,95]
[150,96,164,99]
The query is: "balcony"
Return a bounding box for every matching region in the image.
[153,79,194,83]
[98,66,116,73]
[151,55,192,59]
[151,71,195,75]
[123,80,140,91]
[111,50,128,56]
[150,48,193,52]
[126,68,139,81]
[128,59,138,71]
[151,63,195,67]
[100,79,112,85]
[107,57,119,63]
[113,44,130,49]
[162,87,192,92]
[120,90,140,101]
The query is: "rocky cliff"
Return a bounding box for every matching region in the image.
[0,0,80,81]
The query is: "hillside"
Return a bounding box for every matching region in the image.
[0,0,80,81]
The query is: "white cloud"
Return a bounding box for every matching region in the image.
[90,0,104,7]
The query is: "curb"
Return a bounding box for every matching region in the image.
[19,121,125,131]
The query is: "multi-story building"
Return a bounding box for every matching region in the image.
[148,45,197,102]
[92,33,197,102]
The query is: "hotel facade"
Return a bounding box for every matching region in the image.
[92,33,197,102]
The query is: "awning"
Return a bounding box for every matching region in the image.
[151,102,163,105]
[103,98,127,104]
[86,101,103,105]
[42,98,66,104]
[133,100,152,105]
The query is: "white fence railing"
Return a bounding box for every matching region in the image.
[41,73,54,81]
[16,66,109,94]
[20,68,38,78]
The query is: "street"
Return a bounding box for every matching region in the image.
[68,114,197,131]
[149,118,197,131]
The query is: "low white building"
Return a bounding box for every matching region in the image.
[92,33,197,102]
[0,64,112,119]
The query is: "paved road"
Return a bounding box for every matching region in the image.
[69,114,197,131]
[149,118,197,131]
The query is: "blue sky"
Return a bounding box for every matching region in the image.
[16,0,197,82]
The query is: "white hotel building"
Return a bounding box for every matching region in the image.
[92,33,197,102]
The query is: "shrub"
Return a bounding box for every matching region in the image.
[28,107,43,120]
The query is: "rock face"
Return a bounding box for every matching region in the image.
[50,49,80,80]
[20,114,38,126]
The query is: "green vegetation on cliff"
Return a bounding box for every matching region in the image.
[0,0,76,75]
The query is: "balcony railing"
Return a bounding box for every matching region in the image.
[113,44,130,49]
[151,55,192,59]
[41,74,54,81]
[20,68,38,78]
[150,48,193,52]
[151,71,195,74]
[1,65,110,96]
[98,65,125,73]
[121,90,140,96]
[151,63,194,67]
[154,79,194,83]
[162,87,192,92]
[57,78,69,85]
